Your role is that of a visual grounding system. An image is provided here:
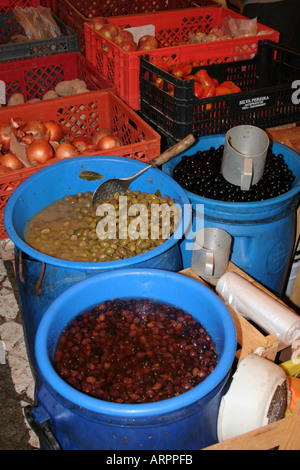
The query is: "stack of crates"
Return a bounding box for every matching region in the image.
[83,7,280,110]
[0,0,161,239]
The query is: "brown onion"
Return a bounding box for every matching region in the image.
[27,140,54,165]
[0,164,12,174]
[91,128,112,148]
[0,124,13,153]
[72,135,91,152]
[23,120,48,140]
[55,142,80,160]
[44,121,64,142]
[20,134,35,148]
[0,153,24,171]
[90,17,108,31]
[96,134,122,151]
[9,117,25,130]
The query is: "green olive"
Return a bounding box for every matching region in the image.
[25,189,178,263]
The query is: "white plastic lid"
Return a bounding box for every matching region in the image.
[217,353,288,442]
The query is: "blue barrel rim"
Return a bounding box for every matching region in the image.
[4,155,192,271]
[162,136,300,209]
[35,268,237,419]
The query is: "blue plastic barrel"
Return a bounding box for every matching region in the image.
[30,268,236,450]
[162,136,300,295]
[4,156,192,376]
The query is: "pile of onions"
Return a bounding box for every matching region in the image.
[0,115,123,172]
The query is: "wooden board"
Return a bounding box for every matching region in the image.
[203,400,300,450]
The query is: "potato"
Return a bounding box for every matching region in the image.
[43,90,59,100]
[75,87,90,94]
[55,79,88,96]
[7,93,25,106]
[27,98,41,103]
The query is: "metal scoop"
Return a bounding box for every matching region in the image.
[92,134,195,205]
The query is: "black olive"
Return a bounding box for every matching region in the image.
[172,146,294,202]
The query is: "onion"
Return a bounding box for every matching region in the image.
[92,128,112,148]
[55,142,80,160]
[44,121,64,142]
[71,135,91,152]
[10,117,25,130]
[0,153,24,171]
[26,140,54,165]
[20,134,35,147]
[96,134,122,151]
[0,164,12,174]
[0,124,13,153]
[90,17,107,31]
[22,120,48,140]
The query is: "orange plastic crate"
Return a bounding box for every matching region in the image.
[84,7,280,110]
[0,51,116,104]
[0,90,161,240]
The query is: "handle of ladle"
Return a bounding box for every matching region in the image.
[152,134,196,166]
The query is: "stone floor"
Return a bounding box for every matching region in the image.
[0,257,39,450]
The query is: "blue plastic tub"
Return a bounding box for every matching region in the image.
[28,268,237,450]
[162,136,300,295]
[4,156,192,376]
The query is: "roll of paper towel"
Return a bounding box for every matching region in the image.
[216,272,300,346]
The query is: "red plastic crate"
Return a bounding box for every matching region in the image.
[54,0,208,54]
[0,90,161,240]
[84,7,280,110]
[39,0,57,14]
[0,51,116,104]
[59,0,213,20]
[0,0,40,12]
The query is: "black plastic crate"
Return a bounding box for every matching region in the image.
[0,11,78,62]
[140,40,300,141]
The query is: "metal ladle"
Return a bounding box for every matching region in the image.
[92,133,196,205]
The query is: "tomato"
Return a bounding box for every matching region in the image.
[171,63,193,78]
[153,77,164,88]
[219,80,237,89]
[150,57,171,73]
[229,85,242,93]
[202,85,216,98]
[194,70,215,87]
[185,74,198,81]
[194,81,203,99]
[215,86,233,96]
